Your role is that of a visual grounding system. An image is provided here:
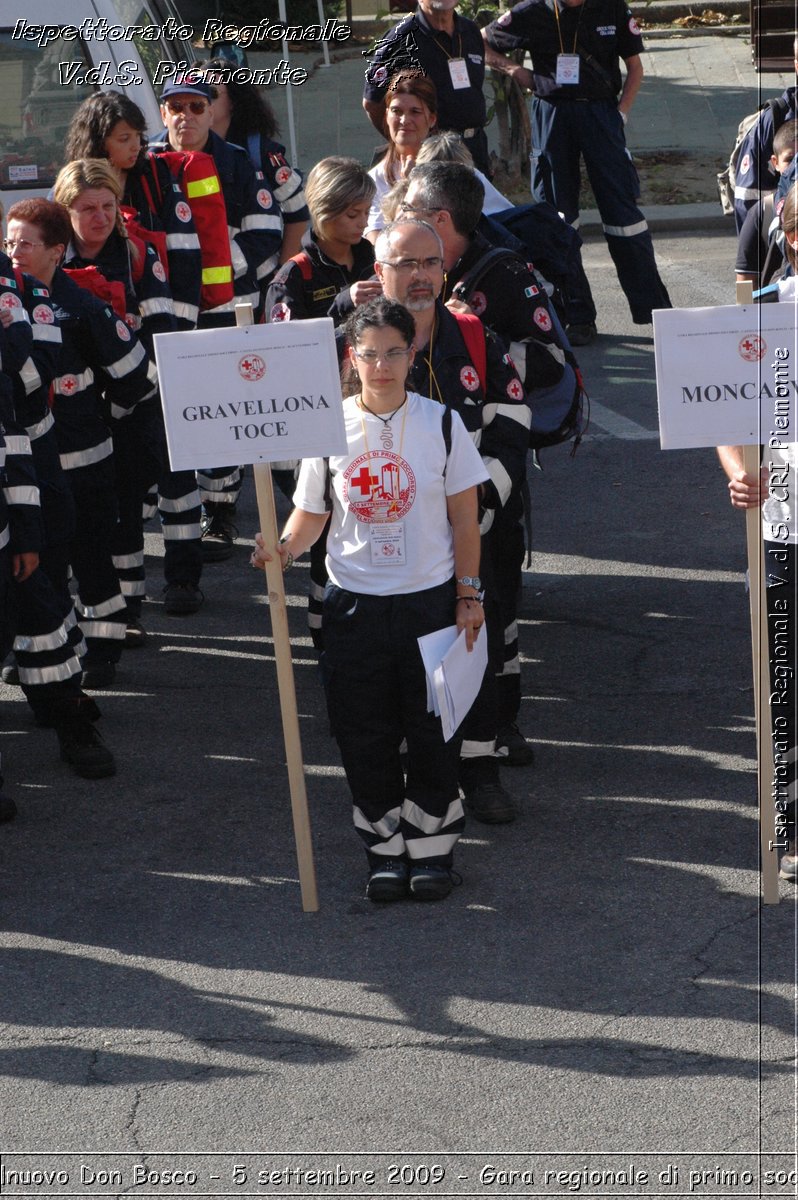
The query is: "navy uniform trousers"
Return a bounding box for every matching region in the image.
[323,579,466,868]
[531,97,671,325]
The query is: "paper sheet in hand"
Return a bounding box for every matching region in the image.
[418,625,459,715]
[418,625,488,741]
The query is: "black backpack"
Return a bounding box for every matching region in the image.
[453,247,587,453]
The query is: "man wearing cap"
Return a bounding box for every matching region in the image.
[482,0,671,343]
[363,0,491,177]
[150,74,283,557]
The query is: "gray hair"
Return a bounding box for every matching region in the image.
[375,218,444,262]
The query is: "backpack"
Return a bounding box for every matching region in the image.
[453,247,586,453]
[62,266,128,321]
[119,205,169,278]
[62,228,147,323]
[451,310,487,391]
[717,97,790,216]
[150,149,234,311]
[488,202,584,318]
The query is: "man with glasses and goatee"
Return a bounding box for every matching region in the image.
[373,219,530,826]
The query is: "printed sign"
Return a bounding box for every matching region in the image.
[154,318,347,470]
[654,304,797,449]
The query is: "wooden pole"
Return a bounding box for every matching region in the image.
[235,305,319,912]
[735,282,779,904]
[742,443,780,905]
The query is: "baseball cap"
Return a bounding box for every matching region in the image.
[160,75,214,102]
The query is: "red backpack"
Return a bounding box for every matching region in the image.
[147,149,234,310]
[120,204,169,278]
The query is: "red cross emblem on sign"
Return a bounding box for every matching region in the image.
[351,466,376,495]
[739,334,765,362]
[460,365,479,392]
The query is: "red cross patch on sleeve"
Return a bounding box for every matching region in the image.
[460,365,480,392]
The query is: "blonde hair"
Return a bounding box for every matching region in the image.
[304,157,375,239]
[53,158,138,263]
[381,177,410,225]
[416,130,474,169]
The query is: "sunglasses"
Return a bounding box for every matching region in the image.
[164,99,209,116]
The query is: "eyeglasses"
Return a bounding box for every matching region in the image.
[163,99,209,115]
[399,202,444,216]
[377,257,443,274]
[353,347,413,364]
[3,238,44,252]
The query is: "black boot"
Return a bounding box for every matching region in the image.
[55,712,116,779]
[460,756,517,824]
[200,503,238,562]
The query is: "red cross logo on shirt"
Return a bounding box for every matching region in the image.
[351,466,376,496]
[460,365,479,392]
[59,375,77,394]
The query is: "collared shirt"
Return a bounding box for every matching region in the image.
[484,0,644,101]
[364,6,486,133]
[265,229,375,325]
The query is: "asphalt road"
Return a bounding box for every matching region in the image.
[0,227,795,1194]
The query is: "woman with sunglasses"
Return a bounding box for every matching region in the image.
[252,297,488,903]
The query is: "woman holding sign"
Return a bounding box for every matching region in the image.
[717,181,798,884]
[252,298,488,903]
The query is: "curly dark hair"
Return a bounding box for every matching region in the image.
[65,91,147,167]
[343,297,416,350]
[195,58,279,141]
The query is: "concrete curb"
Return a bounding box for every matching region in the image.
[580,201,734,233]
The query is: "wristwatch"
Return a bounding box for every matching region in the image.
[456,576,482,590]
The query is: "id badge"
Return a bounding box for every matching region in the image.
[556,53,580,84]
[448,57,470,89]
[370,522,406,565]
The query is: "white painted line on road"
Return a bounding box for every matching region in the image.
[588,399,659,440]
[525,552,744,582]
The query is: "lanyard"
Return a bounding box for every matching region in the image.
[553,0,585,56]
[426,20,463,61]
[420,314,445,406]
[358,392,410,479]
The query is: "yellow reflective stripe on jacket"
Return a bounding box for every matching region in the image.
[186,175,221,199]
[202,265,233,285]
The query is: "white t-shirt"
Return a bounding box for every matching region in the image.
[365,161,510,236]
[293,391,488,594]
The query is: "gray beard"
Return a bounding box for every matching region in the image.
[403,294,436,312]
